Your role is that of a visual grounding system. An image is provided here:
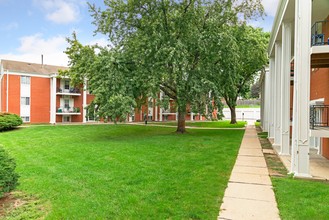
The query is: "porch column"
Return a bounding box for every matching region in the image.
[280,22,292,155]
[82,80,87,123]
[191,112,194,121]
[50,76,57,124]
[264,68,271,132]
[260,79,264,128]
[274,42,282,146]
[159,92,163,121]
[291,0,312,177]
[268,58,275,138]
[155,99,158,121]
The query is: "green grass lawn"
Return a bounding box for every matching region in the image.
[256,127,329,219]
[272,177,329,219]
[149,120,246,128]
[0,124,244,219]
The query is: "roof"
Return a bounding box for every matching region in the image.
[1,59,68,75]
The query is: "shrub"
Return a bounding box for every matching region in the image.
[0,112,23,131]
[0,146,19,198]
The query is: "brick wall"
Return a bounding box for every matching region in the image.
[310,68,329,159]
[7,75,20,115]
[30,77,50,123]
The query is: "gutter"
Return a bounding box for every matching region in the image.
[268,0,290,57]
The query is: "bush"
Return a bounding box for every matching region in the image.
[0,146,19,198]
[0,112,23,131]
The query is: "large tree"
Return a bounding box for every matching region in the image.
[213,24,269,124]
[63,0,264,133]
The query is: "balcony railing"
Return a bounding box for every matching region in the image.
[57,87,80,94]
[56,106,81,114]
[311,20,329,46]
[310,105,329,129]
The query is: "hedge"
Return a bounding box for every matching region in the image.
[0,112,23,131]
[0,146,19,198]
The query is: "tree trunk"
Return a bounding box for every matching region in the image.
[229,106,237,124]
[176,109,186,133]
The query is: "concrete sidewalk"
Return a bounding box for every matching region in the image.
[218,125,280,220]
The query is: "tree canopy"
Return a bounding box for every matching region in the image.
[62,0,266,132]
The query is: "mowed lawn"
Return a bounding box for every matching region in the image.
[150,120,246,128]
[0,124,244,219]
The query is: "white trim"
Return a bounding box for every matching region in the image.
[83,79,87,123]
[6,71,9,112]
[5,71,53,78]
[311,45,329,54]
[56,92,81,96]
[309,98,324,105]
[268,0,290,56]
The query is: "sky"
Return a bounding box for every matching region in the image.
[0,0,279,67]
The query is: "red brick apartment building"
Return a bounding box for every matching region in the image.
[260,0,329,177]
[0,59,206,124]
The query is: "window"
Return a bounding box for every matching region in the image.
[63,116,70,122]
[21,76,30,85]
[21,97,30,105]
[64,99,70,109]
[64,80,70,90]
[21,116,30,122]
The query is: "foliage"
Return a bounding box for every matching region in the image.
[0,125,244,219]
[63,0,264,133]
[213,25,269,124]
[250,81,261,98]
[0,113,23,131]
[0,146,19,198]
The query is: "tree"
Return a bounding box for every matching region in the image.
[214,25,269,124]
[63,0,264,133]
[250,81,261,99]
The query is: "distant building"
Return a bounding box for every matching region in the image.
[0,59,207,124]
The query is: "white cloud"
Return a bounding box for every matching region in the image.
[0,22,18,31]
[262,0,280,17]
[0,34,69,66]
[0,34,112,67]
[34,0,80,24]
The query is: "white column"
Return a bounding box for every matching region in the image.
[50,76,57,124]
[291,0,312,177]
[268,58,275,138]
[6,71,9,112]
[191,112,194,121]
[155,100,158,121]
[264,68,271,132]
[280,22,292,155]
[83,80,87,123]
[260,75,265,130]
[159,92,163,121]
[274,42,282,146]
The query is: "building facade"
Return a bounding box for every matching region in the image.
[0,59,207,124]
[260,0,329,177]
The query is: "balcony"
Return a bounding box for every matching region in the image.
[310,105,329,137]
[311,20,329,46]
[56,106,81,115]
[311,20,329,63]
[56,87,81,96]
